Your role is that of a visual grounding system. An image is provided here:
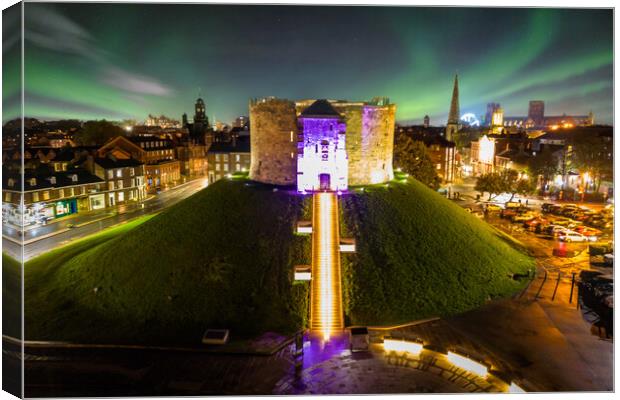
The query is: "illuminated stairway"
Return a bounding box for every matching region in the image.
[310,192,344,339]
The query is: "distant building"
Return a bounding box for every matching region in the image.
[423,115,430,128]
[233,116,249,129]
[207,136,251,184]
[485,103,500,126]
[410,133,456,183]
[445,74,460,141]
[491,107,504,134]
[503,100,593,129]
[528,100,545,127]
[183,97,211,144]
[145,114,181,129]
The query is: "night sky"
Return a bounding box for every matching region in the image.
[3,3,614,125]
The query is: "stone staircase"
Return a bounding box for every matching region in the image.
[309,192,344,337]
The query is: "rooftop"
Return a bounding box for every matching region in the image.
[300,99,342,118]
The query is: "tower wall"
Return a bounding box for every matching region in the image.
[249,98,298,185]
[334,103,396,185]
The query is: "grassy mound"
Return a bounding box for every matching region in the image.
[340,179,535,326]
[2,253,22,338]
[18,175,533,345]
[24,179,310,344]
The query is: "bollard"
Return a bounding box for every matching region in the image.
[294,331,304,357]
[535,270,548,300]
[551,271,561,301]
[294,331,304,377]
[569,272,576,304]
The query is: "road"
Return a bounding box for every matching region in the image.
[2,178,208,261]
[443,178,609,212]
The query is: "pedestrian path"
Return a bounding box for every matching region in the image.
[310,192,344,339]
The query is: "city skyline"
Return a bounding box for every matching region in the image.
[3,4,613,124]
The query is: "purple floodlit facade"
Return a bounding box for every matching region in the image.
[297,116,348,192]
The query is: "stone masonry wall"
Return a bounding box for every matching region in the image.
[249,98,298,185]
[334,103,396,186]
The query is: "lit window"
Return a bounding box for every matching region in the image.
[117,180,123,189]
[216,154,221,161]
[130,168,135,177]
[235,163,241,171]
[117,192,124,202]
[107,170,113,180]
[59,189,65,198]
[116,169,122,178]
[32,192,39,202]
[223,164,229,172]
[436,164,441,170]
[215,164,220,171]
[43,191,50,200]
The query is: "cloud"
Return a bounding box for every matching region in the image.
[24,91,133,120]
[101,67,174,96]
[25,5,107,62]
[25,4,174,99]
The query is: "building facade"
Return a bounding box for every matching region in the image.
[207,136,251,184]
[2,169,105,227]
[98,136,181,193]
[296,100,348,192]
[92,157,147,208]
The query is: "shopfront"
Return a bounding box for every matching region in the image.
[54,199,78,217]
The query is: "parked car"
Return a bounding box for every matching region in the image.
[483,203,502,212]
[500,208,518,218]
[541,203,555,213]
[545,225,568,236]
[512,212,536,222]
[559,231,588,242]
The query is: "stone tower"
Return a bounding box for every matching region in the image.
[194,98,208,125]
[445,74,460,141]
[249,98,298,185]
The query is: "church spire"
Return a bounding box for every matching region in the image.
[448,74,460,124]
[445,74,460,141]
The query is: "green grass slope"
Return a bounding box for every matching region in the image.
[2,253,22,338]
[340,179,535,326]
[21,176,533,345]
[24,179,310,344]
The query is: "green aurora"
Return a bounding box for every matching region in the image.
[2,4,613,125]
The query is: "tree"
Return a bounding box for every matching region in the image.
[569,132,613,192]
[527,149,559,191]
[475,172,503,200]
[75,120,126,146]
[393,134,441,189]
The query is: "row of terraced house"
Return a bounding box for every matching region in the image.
[1,135,210,228]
